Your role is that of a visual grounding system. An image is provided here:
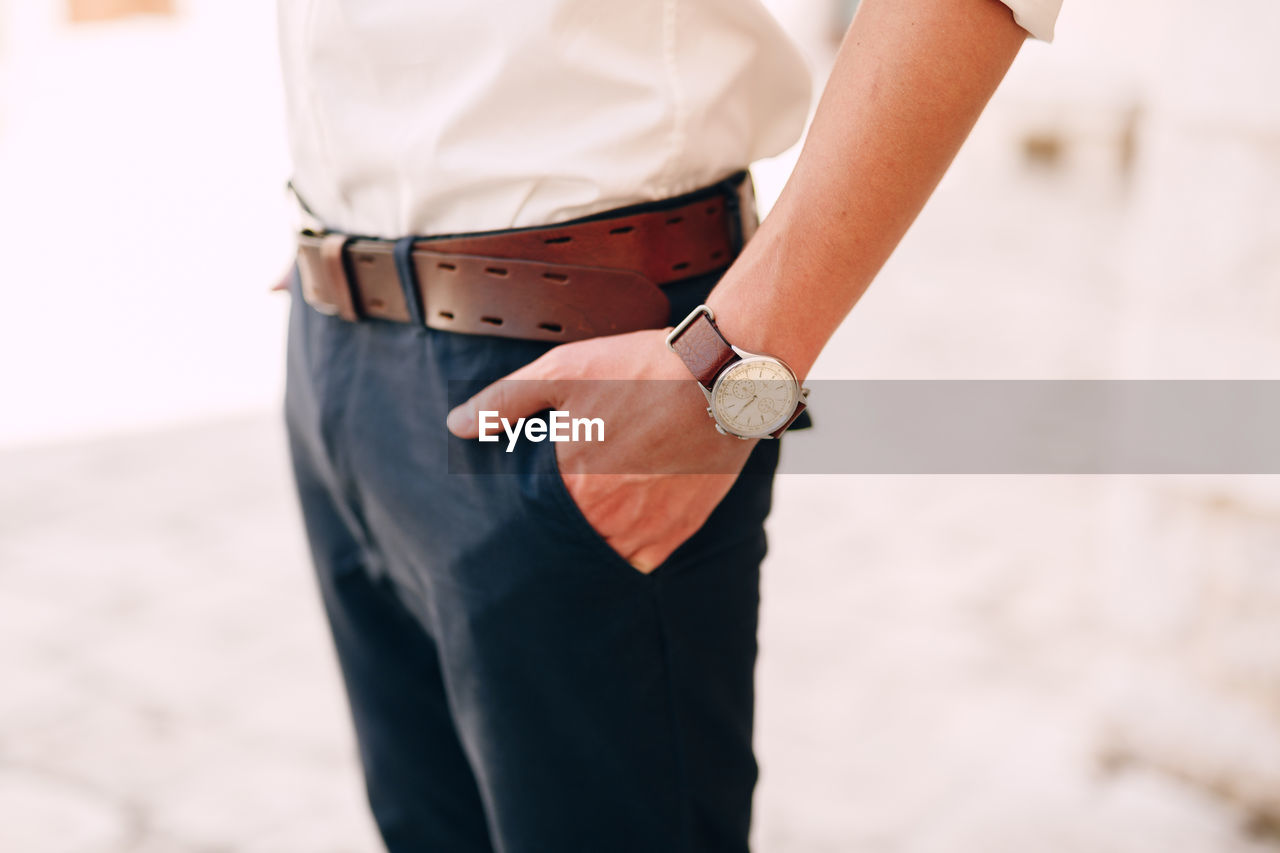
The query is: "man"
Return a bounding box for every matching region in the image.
[279,0,1061,850]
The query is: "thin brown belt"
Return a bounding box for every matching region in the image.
[294,171,758,343]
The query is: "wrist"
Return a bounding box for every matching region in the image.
[702,289,819,383]
[701,216,833,381]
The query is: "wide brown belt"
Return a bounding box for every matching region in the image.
[294,172,758,343]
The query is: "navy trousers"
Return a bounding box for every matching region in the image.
[283,217,779,852]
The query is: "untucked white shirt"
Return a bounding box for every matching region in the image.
[278,0,1061,239]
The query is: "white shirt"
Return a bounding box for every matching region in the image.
[278,0,1061,239]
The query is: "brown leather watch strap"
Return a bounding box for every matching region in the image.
[668,311,738,391]
[668,305,807,439]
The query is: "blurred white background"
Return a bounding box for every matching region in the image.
[2,1,1278,851]
[0,0,292,448]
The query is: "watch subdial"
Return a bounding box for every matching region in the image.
[729,379,756,399]
[755,395,780,417]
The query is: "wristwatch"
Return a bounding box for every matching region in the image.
[665,304,808,439]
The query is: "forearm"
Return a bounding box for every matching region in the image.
[706,0,1027,378]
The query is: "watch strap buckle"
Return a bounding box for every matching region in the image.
[665,303,715,351]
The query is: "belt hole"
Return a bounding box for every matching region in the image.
[544,236,572,245]
[481,316,504,326]
[710,250,724,261]
[609,225,634,235]
[438,262,457,271]
[367,297,385,309]
[542,272,569,283]
[666,216,684,225]
[706,205,718,215]
[672,261,690,272]
[538,322,563,334]
[485,266,508,277]
[438,310,454,320]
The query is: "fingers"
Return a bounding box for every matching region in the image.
[620,524,692,574]
[627,551,662,574]
[606,527,666,574]
[624,538,680,574]
[446,357,561,438]
[618,483,731,573]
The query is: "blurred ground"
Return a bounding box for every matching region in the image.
[3,424,1277,853]
[3,0,1280,851]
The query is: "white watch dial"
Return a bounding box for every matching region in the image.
[710,356,799,438]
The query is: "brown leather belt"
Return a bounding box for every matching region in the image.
[295,171,758,343]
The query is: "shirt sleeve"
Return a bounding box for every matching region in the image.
[999,0,1063,42]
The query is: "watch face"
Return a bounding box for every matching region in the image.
[710,356,800,438]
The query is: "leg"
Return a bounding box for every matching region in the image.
[373,436,778,853]
[284,274,494,852]
[438,439,778,853]
[331,273,777,851]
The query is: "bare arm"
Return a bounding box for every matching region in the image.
[709,0,1027,378]
[450,0,1032,571]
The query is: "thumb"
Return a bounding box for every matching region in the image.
[446,360,560,438]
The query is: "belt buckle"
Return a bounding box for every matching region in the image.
[297,232,361,321]
[666,304,715,351]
